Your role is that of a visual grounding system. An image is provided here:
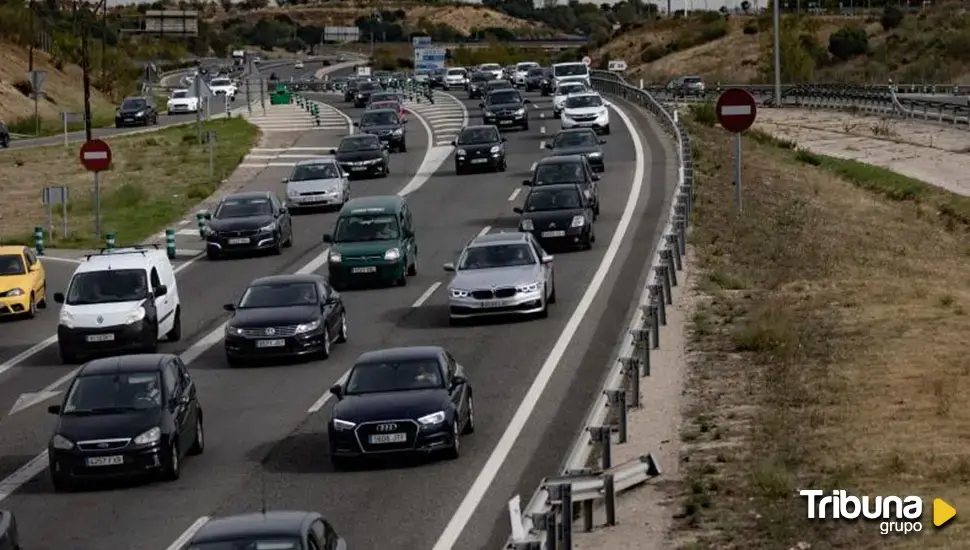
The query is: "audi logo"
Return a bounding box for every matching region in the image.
[375,423,398,432]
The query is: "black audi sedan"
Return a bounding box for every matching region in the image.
[453,125,507,174]
[481,88,529,131]
[203,191,294,260]
[46,354,204,491]
[327,346,474,469]
[115,96,158,127]
[185,511,346,550]
[353,80,382,108]
[515,183,596,250]
[223,274,347,367]
[466,71,494,99]
[343,78,359,102]
[545,128,607,172]
[331,134,390,179]
[525,155,601,217]
[355,108,407,152]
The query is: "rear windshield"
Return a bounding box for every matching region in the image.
[554,64,588,77]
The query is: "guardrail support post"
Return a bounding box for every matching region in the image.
[656,265,672,305]
[661,249,678,286]
[619,355,641,407]
[542,511,557,550]
[674,215,687,256]
[581,500,593,532]
[648,285,666,326]
[589,426,612,470]
[665,234,682,271]
[561,483,573,550]
[603,473,617,527]
[606,390,627,443]
[632,325,651,374]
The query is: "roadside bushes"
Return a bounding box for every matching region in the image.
[828,26,869,61]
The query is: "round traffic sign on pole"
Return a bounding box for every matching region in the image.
[715,88,758,133]
[581,56,592,67]
[79,139,112,172]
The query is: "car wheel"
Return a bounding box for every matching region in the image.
[444,419,460,460]
[283,228,293,248]
[548,278,557,304]
[336,312,348,343]
[407,253,417,276]
[26,291,37,319]
[162,441,180,481]
[272,236,283,255]
[206,249,219,261]
[320,326,331,360]
[455,164,464,176]
[538,296,550,319]
[167,307,182,342]
[330,455,351,471]
[38,286,48,308]
[462,393,475,435]
[144,323,159,353]
[226,352,246,368]
[399,141,407,153]
[603,125,611,135]
[51,471,73,492]
[188,413,204,455]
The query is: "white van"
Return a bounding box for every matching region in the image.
[552,62,591,87]
[54,246,181,363]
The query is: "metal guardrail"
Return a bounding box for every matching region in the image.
[504,69,695,550]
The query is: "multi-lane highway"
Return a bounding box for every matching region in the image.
[0,68,678,550]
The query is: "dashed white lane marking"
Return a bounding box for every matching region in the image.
[412,281,442,308]
[507,188,521,202]
[477,225,492,237]
[306,370,350,414]
[163,516,211,550]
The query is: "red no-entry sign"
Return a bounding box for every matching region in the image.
[716,89,758,133]
[79,139,112,172]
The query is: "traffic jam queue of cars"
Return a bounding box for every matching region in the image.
[2,57,614,547]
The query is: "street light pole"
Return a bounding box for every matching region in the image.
[772,0,782,105]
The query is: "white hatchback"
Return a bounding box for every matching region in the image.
[283,158,350,211]
[552,82,589,118]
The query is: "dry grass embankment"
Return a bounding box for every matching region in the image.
[669,103,970,549]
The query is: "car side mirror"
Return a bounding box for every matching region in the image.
[329,384,343,399]
[323,234,333,243]
[599,139,607,144]
[223,303,235,311]
[524,98,532,103]
[403,118,409,124]
[329,148,337,154]
[592,174,600,181]
[501,137,507,142]
[521,179,532,186]
[54,292,65,304]
[325,296,339,305]
[154,284,168,297]
[543,143,552,149]
[451,375,466,388]
[353,121,359,126]
[281,177,289,183]
[478,102,484,108]
[279,207,288,214]
[541,254,554,264]
[29,263,40,272]
[342,172,350,178]
[513,206,523,214]
[443,262,455,272]
[450,139,457,146]
[48,404,62,415]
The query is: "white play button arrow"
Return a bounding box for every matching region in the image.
[9,390,62,416]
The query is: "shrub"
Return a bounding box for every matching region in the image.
[743,23,758,35]
[880,5,904,31]
[640,46,665,63]
[828,26,868,61]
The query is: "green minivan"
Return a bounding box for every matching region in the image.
[323,195,418,289]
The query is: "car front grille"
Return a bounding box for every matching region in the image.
[237,325,299,338]
[355,419,419,453]
[219,229,259,238]
[471,287,516,299]
[77,438,131,452]
[346,255,384,262]
[571,115,598,121]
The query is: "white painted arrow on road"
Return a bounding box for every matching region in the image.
[9,390,62,416]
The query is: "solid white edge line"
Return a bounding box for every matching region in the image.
[38,256,81,264]
[411,281,442,308]
[507,188,521,202]
[477,226,492,237]
[307,370,351,413]
[429,99,646,550]
[164,516,212,550]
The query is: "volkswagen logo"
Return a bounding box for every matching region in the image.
[549,222,556,228]
[96,315,104,324]
[375,423,398,432]
[97,442,109,448]
[264,327,276,336]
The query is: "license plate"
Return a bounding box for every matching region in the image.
[500,119,513,125]
[124,118,133,121]
[256,339,286,348]
[351,266,377,274]
[542,230,566,238]
[86,455,123,467]
[352,166,368,171]
[470,158,488,164]
[86,333,114,342]
[482,299,507,308]
[369,433,407,444]
[228,237,249,245]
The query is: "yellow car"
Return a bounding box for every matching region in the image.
[0,245,47,318]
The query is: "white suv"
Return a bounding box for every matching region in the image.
[561,92,611,134]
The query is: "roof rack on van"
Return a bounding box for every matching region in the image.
[85,244,160,260]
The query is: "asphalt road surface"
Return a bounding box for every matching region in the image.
[0,77,678,550]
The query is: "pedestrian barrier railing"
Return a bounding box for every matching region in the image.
[504,69,694,549]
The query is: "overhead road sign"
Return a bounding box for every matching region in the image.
[80,139,112,172]
[144,10,198,36]
[412,36,432,49]
[607,60,627,72]
[414,48,446,70]
[324,26,360,43]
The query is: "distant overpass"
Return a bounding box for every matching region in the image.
[330,37,591,53]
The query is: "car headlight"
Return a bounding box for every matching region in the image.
[135,110,145,117]
[329,251,342,263]
[515,108,525,116]
[332,418,356,431]
[134,427,161,445]
[393,128,403,135]
[484,110,494,117]
[521,219,535,231]
[516,282,540,293]
[295,319,322,334]
[490,145,501,154]
[456,148,467,156]
[589,152,602,158]
[571,215,586,228]
[1,288,24,297]
[226,325,244,336]
[59,310,75,329]
[51,434,74,450]
[259,222,277,232]
[125,307,146,325]
[450,288,470,298]
[598,109,609,118]
[384,248,401,261]
[287,187,299,197]
[418,410,446,425]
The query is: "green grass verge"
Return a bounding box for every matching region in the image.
[7,106,118,138]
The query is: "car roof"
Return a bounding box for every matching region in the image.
[355,346,445,364]
[556,128,597,136]
[79,354,172,376]
[191,511,315,543]
[363,108,398,115]
[537,155,586,164]
[75,247,167,273]
[342,133,379,141]
[461,124,498,132]
[251,274,323,286]
[468,232,529,246]
[294,156,337,165]
[0,245,26,255]
[341,195,403,214]
[568,91,600,99]
[223,191,272,201]
[527,183,583,193]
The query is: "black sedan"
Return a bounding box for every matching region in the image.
[331,134,390,179]
[344,78,359,102]
[223,274,347,367]
[355,108,407,152]
[466,71,494,99]
[453,125,507,174]
[115,96,158,127]
[481,89,530,131]
[203,191,294,260]
[47,353,204,491]
[186,511,346,549]
[515,183,596,250]
[545,128,607,172]
[353,81,383,108]
[327,346,474,469]
[525,67,546,92]
[526,155,601,216]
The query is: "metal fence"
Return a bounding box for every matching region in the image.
[504,69,694,550]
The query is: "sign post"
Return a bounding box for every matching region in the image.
[715,88,758,214]
[60,112,79,146]
[581,56,592,67]
[79,138,112,240]
[42,186,69,238]
[29,70,47,136]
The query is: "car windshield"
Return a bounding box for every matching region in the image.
[481,64,500,71]
[525,188,582,211]
[554,64,587,77]
[171,90,188,98]
[557,84,586,96]
[215,198,272,219]
[554,131,598,148]
[0,254,26,275]
[447,69,465,75]
[62,372,162,414]
[368,102,397,111]
[290,163,339,181]
[361,111,398,126]
[471,73,491,82]
[187,538,302,550]
[535,162,585,184]
[566,95,603,109]
[459,243,535,270]
[458,127,499,145]
[517,63,538,70]
[684,77,703,84]
[358,83,380,92]
[121,99,146,110]
[528,68,545,77]
[370,93,398,103]
[333,214,400,242]
[65,269,148,305]
[487,91,520,105]
[346,358,444,394]
[338,137,380,152]
[239,282,317,308]
[211,79,231,86]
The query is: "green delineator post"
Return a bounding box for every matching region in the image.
[196,210,209,237]
[105,232,116,250]
[165,228,176,259]
[34,226,45,256]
